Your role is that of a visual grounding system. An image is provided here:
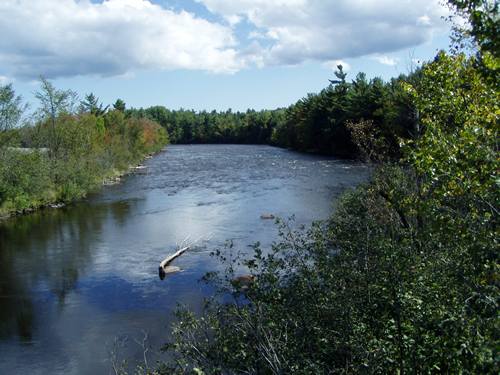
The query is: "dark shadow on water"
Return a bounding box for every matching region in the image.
[0,200,135,342]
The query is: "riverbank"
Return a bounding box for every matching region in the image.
[0,112,168,220]
[0,150,162,221]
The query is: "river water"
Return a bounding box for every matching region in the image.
[0,145,369,374]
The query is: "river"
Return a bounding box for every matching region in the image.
[0,144,369,374]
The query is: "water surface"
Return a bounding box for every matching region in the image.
[0,145,369,374]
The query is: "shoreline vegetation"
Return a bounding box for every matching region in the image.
[0,148,162,220]
[0,81,169,219]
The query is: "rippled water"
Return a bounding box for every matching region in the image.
[0,145,369,374]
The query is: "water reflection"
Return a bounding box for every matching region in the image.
[0,200,134,342]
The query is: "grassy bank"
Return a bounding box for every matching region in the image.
[0,111,168,218]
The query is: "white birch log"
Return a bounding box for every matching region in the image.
[159,246,189,279]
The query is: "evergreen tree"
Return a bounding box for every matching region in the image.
[80,93,108,116]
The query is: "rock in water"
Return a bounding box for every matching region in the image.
[260,213,275,220]
[231,274,256,291]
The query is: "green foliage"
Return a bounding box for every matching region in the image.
[162,161,497,374]
[80,93,109,116]
[0,83,26,147]
[128,107,283,146]
[35,77,77,121]
[0,149,53,213]
[447,0,499,58]
[0,84,24,132]
[329,63,348,84]
[113,99,126,112]
[271,69,417,158]
[156,5,498,373]
[34,77,79,157]
[405,52,498,213]
[0,83,169,217]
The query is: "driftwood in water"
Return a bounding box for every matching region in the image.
[161,266,181,277]
[160,246,189,268]
[159,246,189,280]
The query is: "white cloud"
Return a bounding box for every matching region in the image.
[371,55,400,66]
[0,76,11,85]
[417,15,432,26]
[0,0,451,80]
[225,14,243,26]
[248,31,268,40]
[197,0,449,66]
[0,0,241,79]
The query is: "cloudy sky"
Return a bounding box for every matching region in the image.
[0,0,451,111]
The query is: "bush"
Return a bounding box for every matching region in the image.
[161,162,497,374]
[0,110,169,216]
[157,51,498,374]
[0,149,53,214]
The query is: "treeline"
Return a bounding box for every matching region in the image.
[0,79,168,217]
[127,68,417,159]
[271,69,418,158]
[145,0,497,373]
[127,106,285,145]
[0,60,417,216]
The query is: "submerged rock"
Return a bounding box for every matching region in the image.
[231,274,256,291]
[49,203,65,209]
[103,176,121,185]
[260,213,275,220]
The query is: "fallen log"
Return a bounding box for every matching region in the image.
[159,246,189,280]
[161,266,181,276]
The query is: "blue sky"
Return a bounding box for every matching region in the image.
[0,0,452,112]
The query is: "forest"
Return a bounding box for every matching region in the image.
[0,79,168,217]
[126,66,416,159]
[0,0,497,373]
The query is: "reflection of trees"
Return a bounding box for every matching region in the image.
[0,200,133,341]
[110,199,136,227]
[0,258,34,341]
